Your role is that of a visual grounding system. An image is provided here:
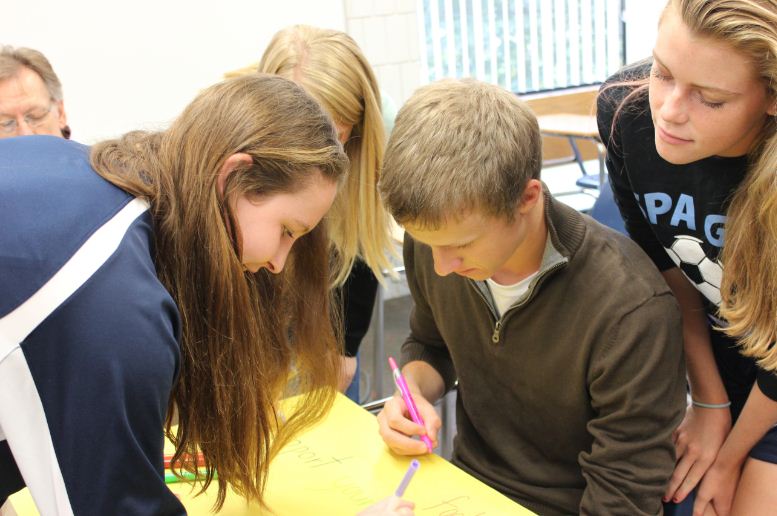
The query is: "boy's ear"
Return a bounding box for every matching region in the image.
[517,179,543,215]
[217,153,253,195]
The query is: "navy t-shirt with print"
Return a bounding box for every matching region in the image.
[597,61,777,403]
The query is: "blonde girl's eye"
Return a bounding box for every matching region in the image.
[651,68,671,82]
[698,94,725,110]
[282,226,295,239]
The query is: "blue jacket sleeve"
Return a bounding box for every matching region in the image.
[3,220,185,515]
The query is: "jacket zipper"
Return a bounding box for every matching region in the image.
[491,320,502,343]
[478,260,568,345]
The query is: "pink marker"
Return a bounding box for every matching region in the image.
[388,356,434,453]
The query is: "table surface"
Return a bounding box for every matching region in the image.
[537,113,600,140]
[10,393,533,515]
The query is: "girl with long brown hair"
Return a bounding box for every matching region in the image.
[598,1,777,513]
[0,73,411,514]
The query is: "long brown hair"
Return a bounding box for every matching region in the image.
[90,74,348,509]
[256,25,395,286]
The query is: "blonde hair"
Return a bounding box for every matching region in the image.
[379,78,542,228]
[251,25,394,286]
[91,74,348,509]
[681,0,777,372]
[598,1,777,372]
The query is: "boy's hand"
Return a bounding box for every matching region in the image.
[377,391,441,455]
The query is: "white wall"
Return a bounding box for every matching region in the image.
[624,0,664,63]
[344,0,422,108]
[5,0,345,143]
[6,0,653,144]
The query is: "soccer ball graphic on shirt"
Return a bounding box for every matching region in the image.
[664,235,723,306]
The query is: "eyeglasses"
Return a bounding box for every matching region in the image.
[0,103,55,134]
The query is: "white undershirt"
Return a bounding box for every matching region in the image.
[486,272,538,317]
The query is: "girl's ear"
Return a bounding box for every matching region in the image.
[217,153,253,195]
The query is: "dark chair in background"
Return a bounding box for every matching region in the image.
[589,179,625,234]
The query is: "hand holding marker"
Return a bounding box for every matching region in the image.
[358,460,419,515]
[388,357,434,453]
[394,459,420,498]
[389,459,420,510]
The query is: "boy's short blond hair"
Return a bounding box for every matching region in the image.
[379,78,541,228]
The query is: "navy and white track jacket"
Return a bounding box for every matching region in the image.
[0,136,184,515]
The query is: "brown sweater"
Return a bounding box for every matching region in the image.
[401,192,686,515]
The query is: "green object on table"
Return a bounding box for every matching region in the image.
[164,468,217,484]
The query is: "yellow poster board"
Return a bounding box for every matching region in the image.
[10,394,533,515]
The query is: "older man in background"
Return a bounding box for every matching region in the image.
[0,46,69,139]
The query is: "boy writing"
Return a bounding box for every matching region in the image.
[376,79,685,515]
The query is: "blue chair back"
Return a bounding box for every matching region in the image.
[590,180,626,234]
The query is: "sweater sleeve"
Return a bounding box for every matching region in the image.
[340,259,379,357]
[578,293,686,515]
[399,235,458,392]
[597,80,676,272]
